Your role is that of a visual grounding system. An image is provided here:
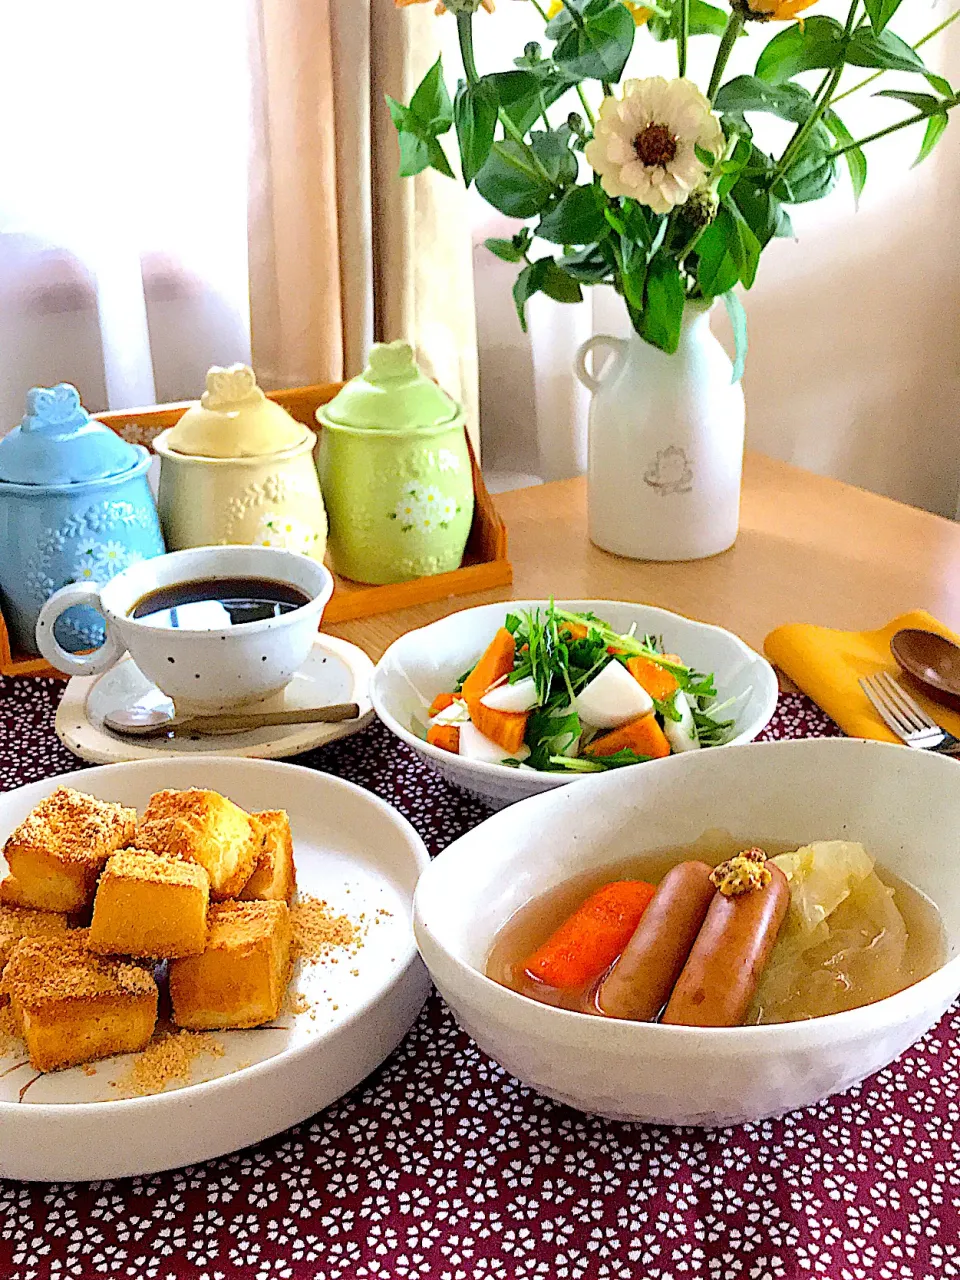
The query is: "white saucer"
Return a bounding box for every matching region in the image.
[56,635,375,763]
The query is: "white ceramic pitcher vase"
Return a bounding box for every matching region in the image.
[574,304,745,562]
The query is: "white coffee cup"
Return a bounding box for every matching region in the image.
[36,545,334,715]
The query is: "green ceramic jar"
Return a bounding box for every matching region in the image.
[316,342,475,585]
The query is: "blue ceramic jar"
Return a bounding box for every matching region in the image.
[0,383,165,656]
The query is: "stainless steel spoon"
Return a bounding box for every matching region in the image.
[103,702,361,739]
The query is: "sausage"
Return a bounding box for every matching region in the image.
[596,861,716,1021]
[662,864,790,1027]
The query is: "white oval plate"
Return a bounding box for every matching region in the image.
[56,634,374,764]
[0,757,429,1182]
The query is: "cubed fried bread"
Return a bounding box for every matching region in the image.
[169,900,292,1030]
[88,848,210,959]
[1,934,158,1071]
[239,810,296,904]
[136,789,260,900]
[0,903,71,973]
[2,787,137,913]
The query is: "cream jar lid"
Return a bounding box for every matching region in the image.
[166,365,310,458]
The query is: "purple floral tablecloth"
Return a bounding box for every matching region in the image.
[3,675,960,1280]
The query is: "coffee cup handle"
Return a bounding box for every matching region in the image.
[35,582,128,677]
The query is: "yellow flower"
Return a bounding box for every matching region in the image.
[742,0,818,19]
[546,0,651,20]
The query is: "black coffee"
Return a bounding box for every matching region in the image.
[130,577,311,630]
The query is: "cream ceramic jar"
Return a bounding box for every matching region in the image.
[155,365,327,562]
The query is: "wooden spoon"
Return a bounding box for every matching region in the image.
[890,629,960,700]
[104,703,361,739]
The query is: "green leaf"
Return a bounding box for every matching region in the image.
[475,140,555,218]
[536,184,608,244]
[454,80,498,186]
[640,254,685,354]
[847,27,926,74]
[915,111,949,166]
[394,129,431,178]
[725,199,761,289]
[425,137,455,180]
[619,237,647,311]
[410,56,454,134]
[513,259,583,330]
[529,127,579,185]
[755,16,845,85]
[490,69,569,135]
[727,176,784,250]
[823,109,866,205]
[863,0,903,34]
[553,0,635,83]
[695,209,740,298]
[648,0,728,41]
[874,89,944,111]
[485,237,527,263]
[559,244,614,281]
[722,290,748,383]
[775,121,838,204]
[714,75,815,127]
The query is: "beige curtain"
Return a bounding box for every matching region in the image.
[248,0,480,445]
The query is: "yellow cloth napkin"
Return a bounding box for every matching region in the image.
[764,610,960,743]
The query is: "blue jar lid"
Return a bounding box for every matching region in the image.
[0,383,141,486]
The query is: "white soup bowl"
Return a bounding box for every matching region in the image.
[414,737,960,1127]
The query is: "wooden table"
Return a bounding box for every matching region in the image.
[327,451,960,661]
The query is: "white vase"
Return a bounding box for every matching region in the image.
[574,304,745,561]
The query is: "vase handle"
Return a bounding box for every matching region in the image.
[574,335,628,394]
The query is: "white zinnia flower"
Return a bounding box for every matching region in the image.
[584,77,724,216]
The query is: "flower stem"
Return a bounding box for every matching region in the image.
[707,11,744,103]
[457,13,480,85]
[678,0,690,77]
[826,97,960,156]
[528,0,549,17]
[831,8,960,106]
[576,84,596,128]
[774,0,860,179]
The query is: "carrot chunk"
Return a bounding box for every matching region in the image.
[583,713,671,760]
[626,655,679,702]
[428,692,457,718]
[469,701,529,754]
[560,621,589,641]
[524,880,657,988]
[461,628,516,702]
[427,724,460,754]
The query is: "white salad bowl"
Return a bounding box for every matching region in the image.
[414,737,960,1127]
[372,599,778,807]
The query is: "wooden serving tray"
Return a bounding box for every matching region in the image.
[0,382,512,678]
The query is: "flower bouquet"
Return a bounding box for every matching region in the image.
[390,0,957,363]
[389,0,958,562]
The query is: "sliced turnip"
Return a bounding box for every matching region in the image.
[479,675,539,713]
[574,660,653,729]
[458,721,530,764]
[663,691,700,753]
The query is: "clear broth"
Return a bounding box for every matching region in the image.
[130,576,311,630]
[485,832,947,1025]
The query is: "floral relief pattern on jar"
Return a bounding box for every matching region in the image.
[644,446,695,496]
[389,485,461,533]
[250,512,323,556]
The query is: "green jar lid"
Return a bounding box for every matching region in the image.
[321,341,459,431]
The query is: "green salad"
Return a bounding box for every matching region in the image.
[419,602,737,773]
